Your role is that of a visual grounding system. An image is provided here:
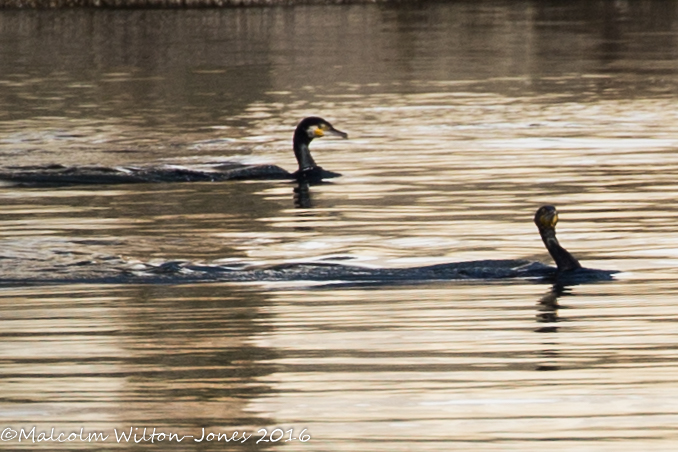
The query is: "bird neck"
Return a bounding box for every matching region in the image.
[293,139,318,172]
[538,227,582,273]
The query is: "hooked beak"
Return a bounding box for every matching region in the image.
[325,127,348,139]
[542,210,558,228]
[535,206,559,229]
[549,212,559,228]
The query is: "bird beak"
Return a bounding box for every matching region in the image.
[549,212,559,228]
[326,127,348,139]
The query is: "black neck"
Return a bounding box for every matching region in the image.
[293,131,317,172]
[538,227,582,273]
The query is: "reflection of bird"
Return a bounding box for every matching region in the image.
[292,116,348,181]
[534,205,582,274]
[535,283,566,325]
[293,181,313,208]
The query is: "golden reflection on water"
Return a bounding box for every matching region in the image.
[0,283,276,450]
[2,3,678,451]
[5,72,678,450]
[249,280,678,451]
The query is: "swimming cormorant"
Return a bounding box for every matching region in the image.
[292,116,348,181]
[0,117,348,185]
[105,205,617,286]
[534,205,584,275]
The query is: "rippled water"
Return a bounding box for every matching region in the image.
[1,2,678,450]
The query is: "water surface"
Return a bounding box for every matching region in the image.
[1,2,678,450]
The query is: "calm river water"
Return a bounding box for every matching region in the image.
[1,1,678,451]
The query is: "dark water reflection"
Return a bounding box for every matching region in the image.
[1,2,678,451]
[0,283,280,450]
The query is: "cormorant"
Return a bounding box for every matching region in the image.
[0,117,348,185]
[291,116,348,181]
[534,205,583,275]
[129,205,614,284]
